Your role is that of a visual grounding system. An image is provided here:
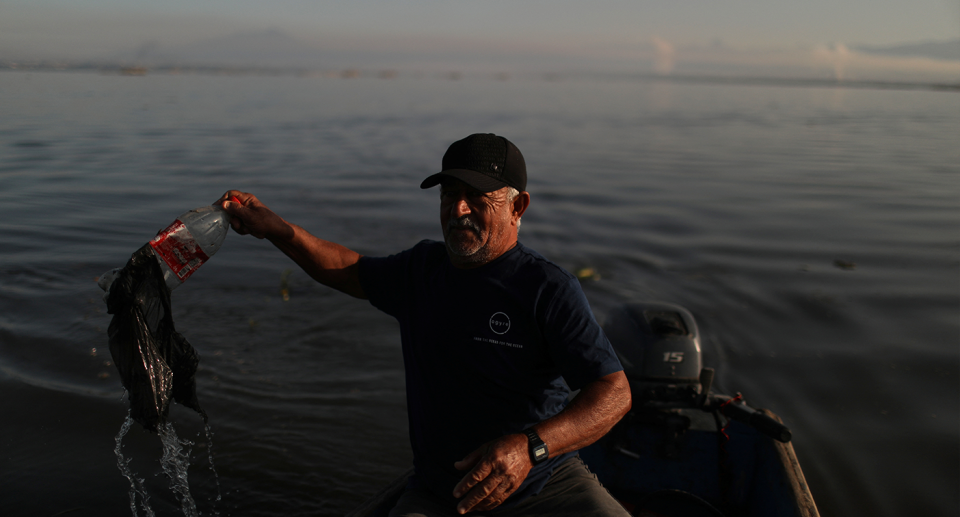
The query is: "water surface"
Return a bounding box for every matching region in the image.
[0,70,957,516]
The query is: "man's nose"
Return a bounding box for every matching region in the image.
[453,197,471,218]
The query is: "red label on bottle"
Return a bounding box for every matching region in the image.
[149,219,210,283]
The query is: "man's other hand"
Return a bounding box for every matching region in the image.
[452,433,532,514]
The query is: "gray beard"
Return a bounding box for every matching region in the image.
[445,217,490,263]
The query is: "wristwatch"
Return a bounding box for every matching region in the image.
[524,428,549,465]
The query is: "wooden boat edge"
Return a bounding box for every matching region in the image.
[763,409,819,517]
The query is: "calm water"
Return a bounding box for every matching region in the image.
[0,70,957,516]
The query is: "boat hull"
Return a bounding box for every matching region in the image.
[579,408,818,517]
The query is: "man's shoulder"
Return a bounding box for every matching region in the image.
[358,240,445,281]
[510,243,577,283]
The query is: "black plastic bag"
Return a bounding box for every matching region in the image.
[106,243,206,432]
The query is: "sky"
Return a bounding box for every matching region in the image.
[2,0,958,79]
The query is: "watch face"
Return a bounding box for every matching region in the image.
[532,443,548,463]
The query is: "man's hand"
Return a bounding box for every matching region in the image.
[452,433,532,514]
[216,191,293,241]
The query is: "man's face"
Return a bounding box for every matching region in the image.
[439,178,520,268]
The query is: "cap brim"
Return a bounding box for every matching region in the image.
[420,170,509,193]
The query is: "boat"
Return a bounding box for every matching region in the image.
[347,302,819,517]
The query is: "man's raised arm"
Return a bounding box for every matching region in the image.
[217,191,366,299]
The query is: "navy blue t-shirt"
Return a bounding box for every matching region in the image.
[359,240,622,507]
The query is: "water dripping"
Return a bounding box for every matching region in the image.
[115,412,157,517]
[203,424,223,515]
[158,422,199,517]
[114,411,221,517]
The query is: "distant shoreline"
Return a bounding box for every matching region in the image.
[1,61,956,93]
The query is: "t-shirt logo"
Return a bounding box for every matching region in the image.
[489,312,511,335]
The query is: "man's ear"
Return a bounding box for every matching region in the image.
[513,191,530,221]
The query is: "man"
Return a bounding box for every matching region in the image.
[219,133,631,516]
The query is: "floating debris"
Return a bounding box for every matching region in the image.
[575,267,601,281]
[104,244,206,432]
[280,268,293,302]
[833,259,857,270]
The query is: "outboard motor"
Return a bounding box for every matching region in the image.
[602,300,789,444]
[604,302,710,409]
[584,301,797,517]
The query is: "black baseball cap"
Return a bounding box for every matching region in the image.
[420,133,527,193]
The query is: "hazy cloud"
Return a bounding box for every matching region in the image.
[2,1,958,83]
[651,36,676,75]
[818,43,853,81]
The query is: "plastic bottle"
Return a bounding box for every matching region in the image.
[148,199,237,292]
[98,198,237,298]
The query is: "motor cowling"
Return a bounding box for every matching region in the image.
[604,302,704,409]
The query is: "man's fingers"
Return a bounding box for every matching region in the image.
[455,475,506,515]
[452,456,490,498]
[465,478,515,513]
[217,190,240,204]
[218,190,256,210]
[453,454,524,513]
[452,434,531,513]
[226,208,248,234]
[220,191,244,210]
